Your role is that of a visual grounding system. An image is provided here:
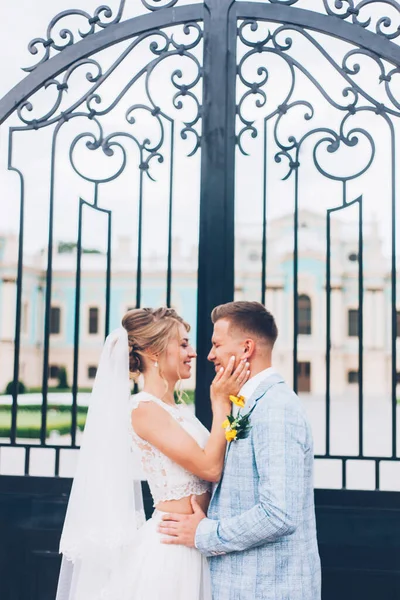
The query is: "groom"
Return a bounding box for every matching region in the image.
[159,301,321,599]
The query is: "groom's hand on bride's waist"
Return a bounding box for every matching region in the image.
[158,496,206,548]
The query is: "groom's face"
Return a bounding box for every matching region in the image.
[208,318,244,373]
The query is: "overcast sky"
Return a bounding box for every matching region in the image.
[1,0,400,267]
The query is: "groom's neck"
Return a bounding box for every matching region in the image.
[248,356,272,379]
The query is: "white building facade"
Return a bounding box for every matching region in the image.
[0,209,398,397]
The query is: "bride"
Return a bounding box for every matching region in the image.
[55,307,249,600]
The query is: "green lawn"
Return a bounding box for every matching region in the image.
[0,409,87,438]
[0,391,195,439]
[26,387,93,394]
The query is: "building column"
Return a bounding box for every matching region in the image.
[0,277,16,341]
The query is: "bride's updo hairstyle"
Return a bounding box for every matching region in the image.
[121,307,190,381]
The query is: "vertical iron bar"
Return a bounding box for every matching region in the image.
[166,120,174,307]
[261,118,267,305]
[342,459,347,489]
[325,193,361,470]
[375,459,380,491]
[71,200,83,447]
[293,161,299,393]
[105,211,112,337]
[358,197,363,457]
[196,0,236,428]
[8,132,24,444]
[40,125,61,445]
[94,182,99,207]
[326,210,331,457]
[24,447,30,476]
[55,448,60,477]
[136,164,144,308]
[389,120,397,458]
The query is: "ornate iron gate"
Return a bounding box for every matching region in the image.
[0,1,400,599]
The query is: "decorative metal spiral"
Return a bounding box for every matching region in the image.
[16,23,203,184]
[236,19,400,186]
[23,1,127,72]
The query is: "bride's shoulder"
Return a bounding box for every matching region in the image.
[130,391,160,410]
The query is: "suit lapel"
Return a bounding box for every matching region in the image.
[223,373,284,461]
[241,372,284,416]
[210,374,284,503]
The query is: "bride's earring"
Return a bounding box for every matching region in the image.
[154,361,158,368]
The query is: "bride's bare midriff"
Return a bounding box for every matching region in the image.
[156,490,211,515]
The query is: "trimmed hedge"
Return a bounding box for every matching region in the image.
[5,381,26,395]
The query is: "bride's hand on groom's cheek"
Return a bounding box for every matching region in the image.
[158,496,206,548]
[210,356,250,405]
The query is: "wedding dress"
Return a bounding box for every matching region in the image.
[123,391,213,600]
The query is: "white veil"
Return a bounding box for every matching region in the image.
[56,327,145,600]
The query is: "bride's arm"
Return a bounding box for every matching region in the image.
[131,358,249,483]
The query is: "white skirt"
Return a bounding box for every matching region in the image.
[123,509,212,600]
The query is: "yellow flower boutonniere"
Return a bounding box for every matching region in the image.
[225,429,238,442]
[229,394,246,409]
[222,404,256,443]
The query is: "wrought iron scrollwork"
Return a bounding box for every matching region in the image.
[141,0,180,11]
[23,0,196,72]
[256,0,400,41]
[23,1,126,72]
[18,58,104,126]
[68,117,165,185]
[322,0,400,40]
[17,23,203,178]
[237,19,396,183]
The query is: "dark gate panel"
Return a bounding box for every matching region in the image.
[316,490,400,600]
[0,476,153,600]
[1,477,399,600]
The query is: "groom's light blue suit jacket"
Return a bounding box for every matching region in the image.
[195,373,321,600]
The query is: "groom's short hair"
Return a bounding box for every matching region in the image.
[211,301,278,347]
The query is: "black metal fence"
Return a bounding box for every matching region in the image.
[2,0,398,484]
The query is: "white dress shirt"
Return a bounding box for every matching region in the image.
[232,367,276,418]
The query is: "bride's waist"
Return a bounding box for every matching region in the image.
[156,490,210,515]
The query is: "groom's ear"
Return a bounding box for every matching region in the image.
[242,338,256,359]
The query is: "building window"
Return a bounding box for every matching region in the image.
[298,295,312,335]
[50,307,61,334]
[88,366,97,379]
[397,311,400,338]
[88,307,99,335]
[348,309,359,337]
[297,361,311,392]
[297,361,311,376]
[348,370,358,384]
[49,365,59,379]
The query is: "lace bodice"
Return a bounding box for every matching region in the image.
[129,392,211,506]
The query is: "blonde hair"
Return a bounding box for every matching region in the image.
[121,307,190,397]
